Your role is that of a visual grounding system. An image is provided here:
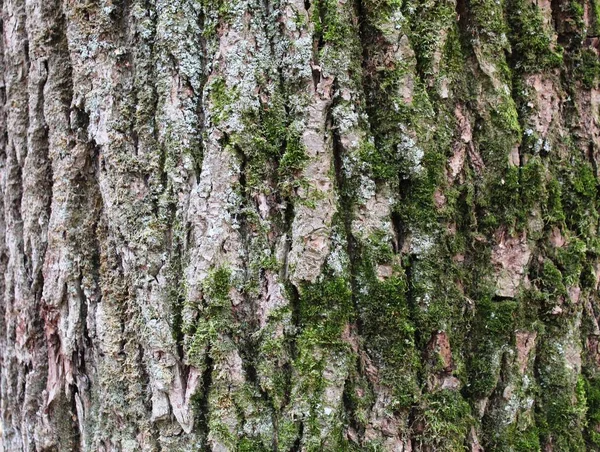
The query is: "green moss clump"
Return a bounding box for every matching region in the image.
[468,0,513,72]
[278,132,308,198]
[187,267,236,365]
[540,259,567,297]
[359,272,419,408]
[506,0,563,73]
[536,370,587,450]
[297,276,353,346]
[208,77,237,125]
[572,162,597,199]
[364,231,396,264]
[198,0,229,16]
[554,237,587,287]
[470,0,509,41]
[398,146,447,232]
[535,333,587,450]
[440,22,470,98]
[468,297,517,398]
[256,320,291,410]
[512,425,541,451]
[520,158,545,211]
[592,0,600,35]
[237,439,267,452]
[342,372,375,436]
[286,275,356,448]
[404,0,457,78]
[357,140,395,181]
[561,160,599,239]
[198,0,231,35]
[311,0,352,46]
[205,267,232,301]
[473,98,521,174]
[569,0,586,31]
[493,96,522,134]
[584,376,600,447]
[361,0,403,30]
[572,49,600,89]
[234,94,308,199]
[479,167,520,232]
[543,177,566,224]
[476,157,545,233]
[413,390,473,451]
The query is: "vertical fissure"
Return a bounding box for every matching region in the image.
[330,94,361,332]
[195,346,214,451]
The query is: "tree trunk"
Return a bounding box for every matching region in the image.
[2,0,600,450]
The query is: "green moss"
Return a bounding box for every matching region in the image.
[468,297,517,397]
[311,0,352,46]
[235,95,308,198]
[513,426,541,451]
[550,0,586,45]
[205,267,232,301]
[469,0,512,71]
[471,0,509,38]
[362,0,403,29]
[357,140,394,181]
[286,275,356,447]
[276,418,301,451]
[404,0,457,78]
[554,237,587,287]
[364,231,395,264]
[480,167,521,231]
[536,334,587,450]
[278,132,308,197]
[208,77,237,125]
[561,160,599,239]
[198,0,229,15]
[440,22,470,97]
[198,0,231,35]
[506,0,563,73]
[483,299,518,336]
[343,374,375,434]
[540,259,567,297]
[536,383,587,450]
[521,158,545,210]
[237,437,270,452]
[474,99,521,173]
[584,376,600,447]
[257,335,289,409]
[359,272,419,408]
[544,177,566,224]
[413,390,473,451]
[361,57,439,186]
[468,349,503,396]
[297,276,353,346]
[476,157,545,233]
[573,161,597,198]
[570,0,585,27]
[206,400,237,448]
[493,96,522,136]
[398,146,447,232]
[410,261,471,355]
[169,271,185,343]
[350,228,421,409]
[592,0,600,35]
[186,267,235,365]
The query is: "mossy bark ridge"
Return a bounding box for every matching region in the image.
[2,0,600,450]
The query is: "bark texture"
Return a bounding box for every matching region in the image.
[2,0,600,450]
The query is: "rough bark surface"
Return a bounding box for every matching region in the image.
[2,0,600,450]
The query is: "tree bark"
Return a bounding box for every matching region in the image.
[2,0,600,450]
